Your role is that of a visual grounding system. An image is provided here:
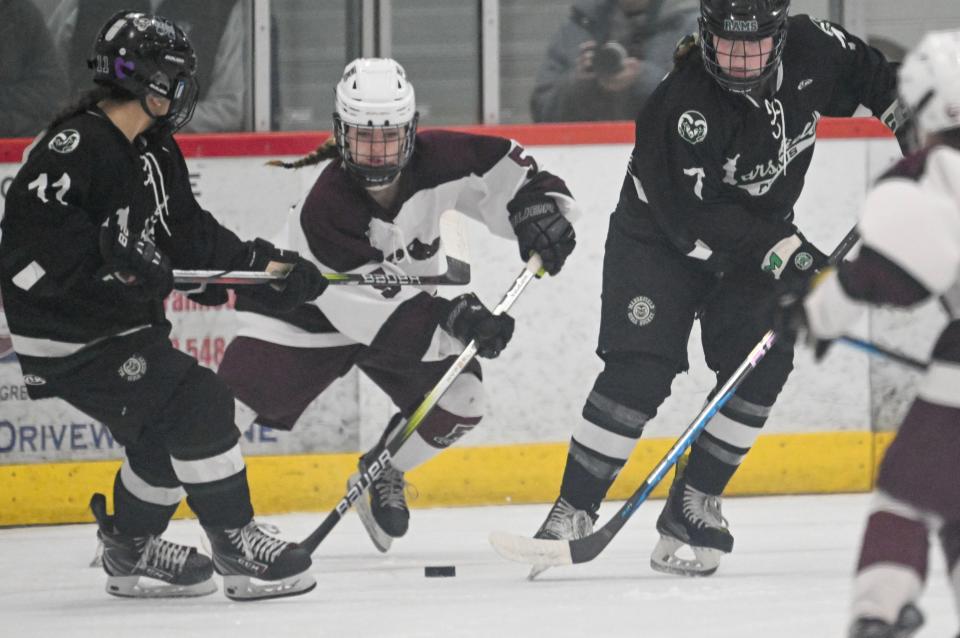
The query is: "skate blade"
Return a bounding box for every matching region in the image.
[649,534,724,577]
[106,574,217,598]
[347,473,393,553]
[222,573,317,601]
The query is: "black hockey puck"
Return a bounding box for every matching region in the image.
[424,565,456,577]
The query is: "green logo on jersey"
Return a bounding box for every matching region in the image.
[678,111,708,145]
[763,252,783,273]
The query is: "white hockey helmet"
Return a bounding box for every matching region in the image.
[333,58,418,187]
[898,30,960,144]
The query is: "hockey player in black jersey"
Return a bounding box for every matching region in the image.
[528,0,904,578]
[0,11,327,600]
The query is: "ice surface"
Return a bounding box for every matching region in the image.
[0,494,954,637]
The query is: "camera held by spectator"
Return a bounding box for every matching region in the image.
[571,2,628,76]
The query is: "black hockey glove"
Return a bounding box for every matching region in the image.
[760,233,828,288]
[441,292,515,359]
[173,283,230,307]
[508,193,576,276]
[773,269,834,360]
[236,238,328,312]
[97,229,174,301]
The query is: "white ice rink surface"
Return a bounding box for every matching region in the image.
[1,494,955,638]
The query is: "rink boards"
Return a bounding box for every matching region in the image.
[0,120,939,526]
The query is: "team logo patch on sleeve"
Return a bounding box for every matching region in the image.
[627,296,656,326]
[48,130,80,154]
[678,111,708,145]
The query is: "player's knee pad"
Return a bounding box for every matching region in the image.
[418,373,484,448]
[726,345,794,408]
[590,352,677,419]
[162,365,240,457]
[436,372,485,420]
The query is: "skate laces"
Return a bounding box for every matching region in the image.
[541,498,593,539]
[136,536,192,574]
[373,466,411,510]
[228,522,289,564]
[704,495,729,528]
[681,485,728,530]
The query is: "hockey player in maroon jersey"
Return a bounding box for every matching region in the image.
[783,29,960,638]
[217,58,579,553]
[0,11,327,600]
[525,0,904,579]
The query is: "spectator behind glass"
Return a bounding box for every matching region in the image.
[0,0,69,137]
[531,0,699,122]
[47,0,246,132]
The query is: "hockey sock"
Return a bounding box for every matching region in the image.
[685,393,768,495]
[387,372,485,472]
[852,496,929,623]
[559,391,653,512]
[113,468,180,537]
[172,442,254,530]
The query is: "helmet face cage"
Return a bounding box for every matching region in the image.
[333,114,418,188]
[699,0,789,93]
[90,12,199,133]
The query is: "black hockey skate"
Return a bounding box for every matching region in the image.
[848,603,924,638]
[90,493,216,598]
[205,521,316,601]
[650,467,733,577]
[348,444,411,553]
[528,497,597,580]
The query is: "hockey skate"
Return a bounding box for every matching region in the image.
[650,469,733,577]
[848,603,924,638]
[205,521,316,601]
[348,445,411,553]
[527,497,596,580]
[90,493,217,598]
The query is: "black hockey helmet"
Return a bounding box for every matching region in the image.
[88,11,199,133]
[699,0,790,93]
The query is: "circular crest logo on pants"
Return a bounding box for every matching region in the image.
[118,354,147,382]
[627,296,656,326]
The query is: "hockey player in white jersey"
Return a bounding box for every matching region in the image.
[782,30,960,638]
[217,58,579,553]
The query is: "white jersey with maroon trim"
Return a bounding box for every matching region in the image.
[235,129,578,362]
[804,143,960,406]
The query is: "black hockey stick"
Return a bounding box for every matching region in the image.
[838,335,928,371]
[173,209,471,288]
[300,254,545,555]
[489,226,862,570]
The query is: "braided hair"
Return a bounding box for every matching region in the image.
[267,136,339,169]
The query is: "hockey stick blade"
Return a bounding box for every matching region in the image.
[489,531,573,567]
[489,226,862,571]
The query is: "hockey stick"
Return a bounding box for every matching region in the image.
[838,335,928,371]
[489,226,862,570]
[300,254,545,554]
[173,208,471,287]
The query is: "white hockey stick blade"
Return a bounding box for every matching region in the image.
[439,208,470,265]
[488,531,573,568]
